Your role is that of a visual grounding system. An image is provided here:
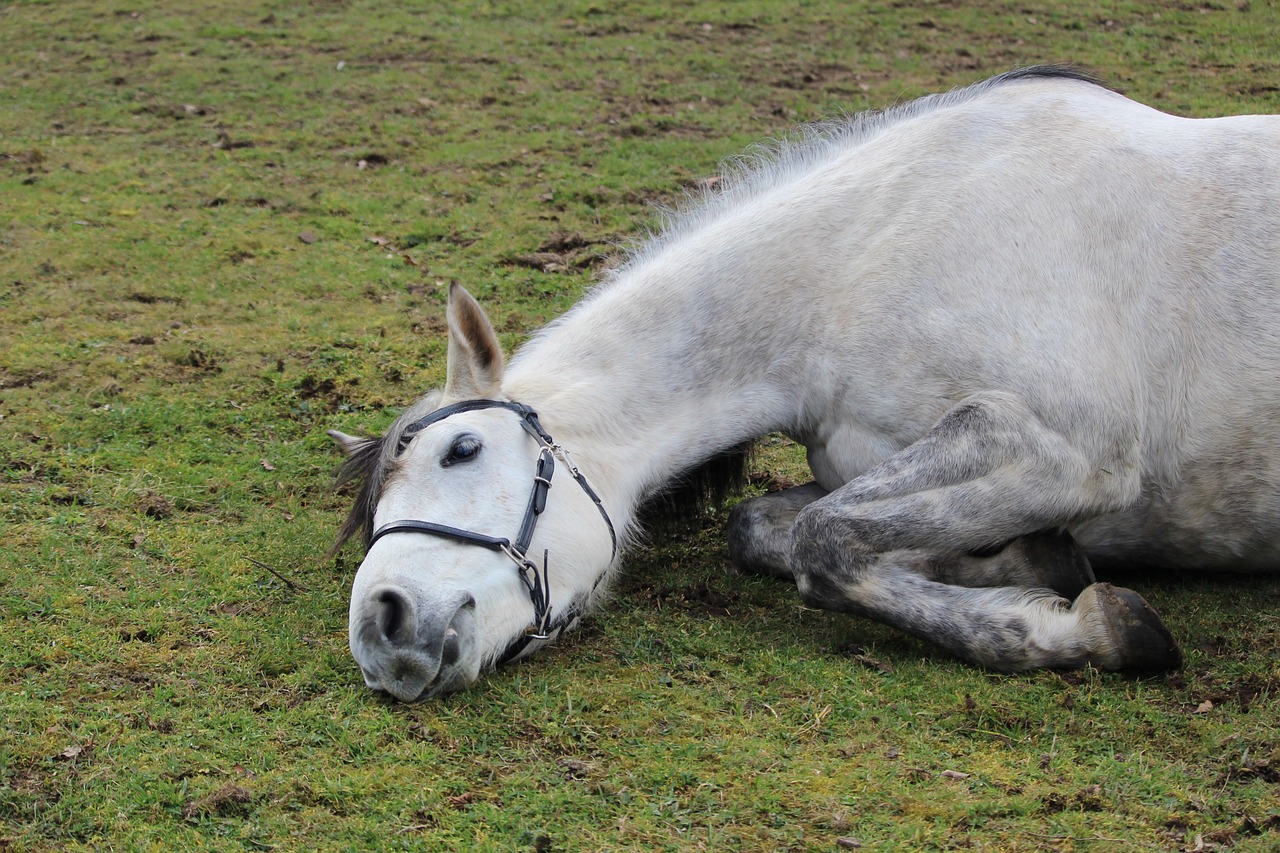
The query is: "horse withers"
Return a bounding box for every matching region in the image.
[331,67,1280,701]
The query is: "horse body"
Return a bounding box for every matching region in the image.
[334,68,1280,700]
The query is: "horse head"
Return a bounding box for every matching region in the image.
[330,284,617,700]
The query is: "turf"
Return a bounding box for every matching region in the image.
[2,1,1278,850]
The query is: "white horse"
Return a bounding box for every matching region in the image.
[330,67,1280,701]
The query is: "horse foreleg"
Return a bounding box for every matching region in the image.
[789,392,1181,672]
[732,485,1095,598]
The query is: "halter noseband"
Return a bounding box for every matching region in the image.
[367,399,617,665]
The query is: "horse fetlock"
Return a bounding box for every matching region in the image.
[1075,583,1182,672]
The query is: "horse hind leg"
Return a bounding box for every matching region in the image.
[790,391,1182,672]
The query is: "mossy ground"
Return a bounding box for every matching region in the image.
[2,2,1278,850]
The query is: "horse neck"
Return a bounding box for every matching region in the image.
[503,223,809,528]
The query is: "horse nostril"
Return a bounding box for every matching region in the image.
[441,627,461,666]
[376,588,412,645]
[440,595,475,667]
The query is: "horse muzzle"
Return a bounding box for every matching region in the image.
[349,585,478,701]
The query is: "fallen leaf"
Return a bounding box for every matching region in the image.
[260,459,276,471]
[59,744,83,760]
[940,769,970,780]
[510,252,570,272]
[836,838,864,849]
[1195,700,1214,713]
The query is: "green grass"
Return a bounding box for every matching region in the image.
[3,1,1279,850]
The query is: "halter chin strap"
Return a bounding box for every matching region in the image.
[366,399,618,665]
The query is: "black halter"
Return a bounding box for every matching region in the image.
[367,399,618,665]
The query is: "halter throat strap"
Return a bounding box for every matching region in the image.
[366,399,617,664]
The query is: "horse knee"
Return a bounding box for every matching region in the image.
[789,503,874,610]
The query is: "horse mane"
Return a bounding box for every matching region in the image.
[635,442,754,533]
[622,65,1105,273]
[331,390,443,554]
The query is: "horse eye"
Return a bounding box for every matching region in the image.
[442,435,482,467]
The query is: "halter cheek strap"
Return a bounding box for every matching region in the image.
[366,400,618,665]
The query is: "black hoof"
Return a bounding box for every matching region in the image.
[1093,583,1182,672]
[1019,529,1097,598]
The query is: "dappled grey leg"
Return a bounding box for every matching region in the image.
[728,483,828,579]
[795,537,1178,671]
[789,392,1180,672]
[732,486,1095,598]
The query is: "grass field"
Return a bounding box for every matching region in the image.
[2,1,1279,850]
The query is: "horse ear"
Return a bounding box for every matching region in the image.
[443,283,505,400]
[327,429,366,456]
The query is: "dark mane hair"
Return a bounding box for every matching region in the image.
[635,442,754,532]
[331,433,391,554]
[330,391,445,555]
